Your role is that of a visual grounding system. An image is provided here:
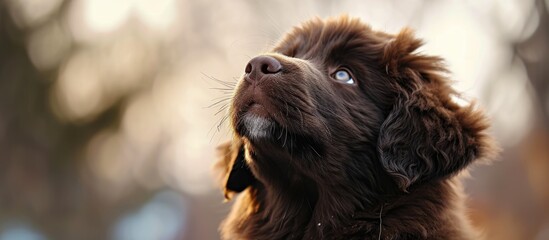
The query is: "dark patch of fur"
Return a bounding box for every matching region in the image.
[214,16,497,240]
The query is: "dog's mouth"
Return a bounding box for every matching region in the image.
[245,102,269,118]
[236,98,285,142]
[235,98,273,138]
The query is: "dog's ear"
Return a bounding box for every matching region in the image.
[378,29,496,191]
[214,140,256,199]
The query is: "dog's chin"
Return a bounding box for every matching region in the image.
[240,114,275,141]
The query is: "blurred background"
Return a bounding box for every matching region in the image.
[0,0,548,239]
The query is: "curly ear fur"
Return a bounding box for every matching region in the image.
[214,140,256,199]
[378,29,496,191]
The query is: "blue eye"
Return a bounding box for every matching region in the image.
[333,69,354,84]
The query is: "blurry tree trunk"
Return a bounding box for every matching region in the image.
[516,1,549,238]
[518,0,549,127]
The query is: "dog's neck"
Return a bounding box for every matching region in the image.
[240,147,377,237]
[228,143,475,239]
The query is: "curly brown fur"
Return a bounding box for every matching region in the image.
[214,16,497,240]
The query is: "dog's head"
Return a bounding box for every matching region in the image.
[216,16,495,199]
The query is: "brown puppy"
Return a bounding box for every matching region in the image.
[215,16,497,240]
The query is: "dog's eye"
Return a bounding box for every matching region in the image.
[332,69,355,84]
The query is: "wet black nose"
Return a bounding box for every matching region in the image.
[245,56,282,81]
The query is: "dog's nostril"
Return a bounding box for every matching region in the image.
[261,64,271,74]
[245,63,252,74]
[245,56,282,79]
[260,59,281,74]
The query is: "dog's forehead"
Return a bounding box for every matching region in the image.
[273,17,388,60]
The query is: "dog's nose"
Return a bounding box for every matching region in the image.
[245,56,282,81]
